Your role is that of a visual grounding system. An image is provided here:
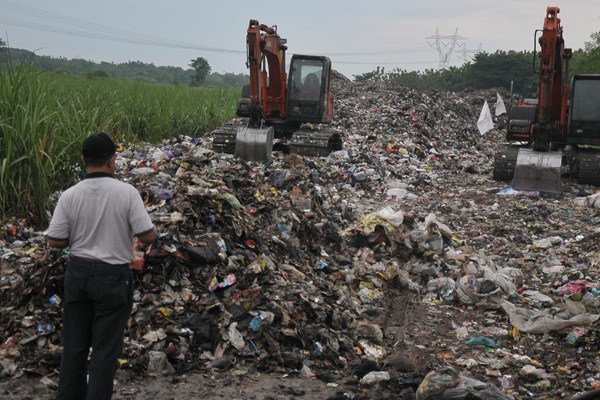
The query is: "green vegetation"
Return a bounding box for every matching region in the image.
[0,47,249,87]
[190,57,211,86]
[354,51,538,94]
[570,32,600,75]
[355,30,600,94]
[44,72,240,143]
[0,63,77,224]
[0,62,240,224]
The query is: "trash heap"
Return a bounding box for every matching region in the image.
[1,78,600,399]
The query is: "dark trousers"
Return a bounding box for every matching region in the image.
[56,257,133,400]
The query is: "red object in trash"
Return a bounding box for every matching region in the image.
[129,241,152,272]
[555,280,589,296]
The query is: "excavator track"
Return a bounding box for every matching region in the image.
[290,128,343,157]
[493,144,520,181]
[212,121,343,158]
[577,149,600,186]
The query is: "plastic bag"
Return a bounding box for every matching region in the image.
[500,300,600,334]
[416,367,513,399]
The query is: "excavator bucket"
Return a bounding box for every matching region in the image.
[234,127,274,162]
[511,148,563,194]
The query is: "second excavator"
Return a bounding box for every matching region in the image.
[493,6,600,193]
[212,19,342,162]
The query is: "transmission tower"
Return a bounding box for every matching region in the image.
[457,42,483,63]
[426,28,467,68]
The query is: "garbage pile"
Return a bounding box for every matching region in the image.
[1,78,599,399]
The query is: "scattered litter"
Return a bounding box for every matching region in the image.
[1,79,598,399]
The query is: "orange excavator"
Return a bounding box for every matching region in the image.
[212,19,342,162]
[493,6,600,193]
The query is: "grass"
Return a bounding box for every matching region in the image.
[0,63,240,225]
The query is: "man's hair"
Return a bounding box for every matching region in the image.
[83,154,114,168]
[81,132,116,168]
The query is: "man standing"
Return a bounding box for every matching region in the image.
[47,132,157,400]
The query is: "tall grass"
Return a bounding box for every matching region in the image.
[0,63,78,224]
[45,75,240,143]
[0,65,240,225]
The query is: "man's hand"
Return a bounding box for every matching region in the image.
[137,227,159,245]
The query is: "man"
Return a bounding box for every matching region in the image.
[47,132,158,400]
[300,73,321,100]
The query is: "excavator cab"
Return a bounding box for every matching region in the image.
[568,75,600,147]
[286,55,333,124]
[567,75,600,185]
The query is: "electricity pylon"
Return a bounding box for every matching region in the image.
[457,42,483,63]
[426,28,467,69]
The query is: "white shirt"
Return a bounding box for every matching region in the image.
[47,175,154,264]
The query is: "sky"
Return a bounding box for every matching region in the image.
[0,0,599,79]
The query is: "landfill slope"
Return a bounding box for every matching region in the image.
[1,78,600,399]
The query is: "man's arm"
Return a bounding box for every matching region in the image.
[136,227,158,245]
[47,237,69,249]
[47,195,70,250]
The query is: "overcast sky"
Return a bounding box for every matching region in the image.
[0,0,599,78]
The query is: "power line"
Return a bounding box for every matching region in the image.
[0,0,190,46]
[0,1,444,59]
[326,47,431,56]
[0,0,244,54]
[0,16,245,54]
[330,59,437,66]
[0,0,450,70]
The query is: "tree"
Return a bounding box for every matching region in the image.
[189,57,211,86]
[462,50,537,93]
[584,31,600,52]
[354,66,386,82]
[0,38,6,65]
[83,69,112,79]
[571,31,600,75]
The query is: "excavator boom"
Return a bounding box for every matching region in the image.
[511,6,571,193]
[233,20,287,162]
[494,7,600,192]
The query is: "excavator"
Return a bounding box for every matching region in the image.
[493,6,600,193]
[212,19,342,162]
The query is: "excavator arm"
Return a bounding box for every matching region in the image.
[508,6,571,193]
[533,6,571,151]
[495,6,600,190]
[246,20,287,125]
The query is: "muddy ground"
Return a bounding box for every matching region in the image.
[0,289,439,399]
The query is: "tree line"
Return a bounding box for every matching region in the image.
[4,30,600,93]
[354,31,600,94]
[0,43,248,87]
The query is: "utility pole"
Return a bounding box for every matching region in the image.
[426,28,467,69]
